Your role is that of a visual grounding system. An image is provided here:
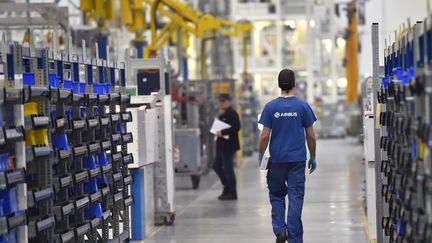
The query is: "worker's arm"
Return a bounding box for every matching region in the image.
[259,127,271,154]
[305,125,317,173]
[305,126,316,157]
[221,110,241,136]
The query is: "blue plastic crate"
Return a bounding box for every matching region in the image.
[103,83,110,94]
[93,107,99,116]
[64,80,80,94]
[0,228,17,243]
[0,188,18,217]
[65,109,73,119]
[117,123,125,133]
[80,107,87,117]
[72,82,79,94]
[84,203,103,219]
[96,176,108,187]
[79,82,86,94]
[84,179,98,194]
[49,73,60,88]
[23,72,35,86]
[0,154,9,172]
[97,153,109,166]
[92,84,100,94]
[52,133,70,150]
[83,155,97,169]
[80,107,87,118]
[63,80,72,89]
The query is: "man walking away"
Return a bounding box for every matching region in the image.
[213,94,241,200]
[258,69,317,243]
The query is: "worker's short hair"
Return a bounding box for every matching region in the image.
[278,69,295,91]
[218,93,231,101]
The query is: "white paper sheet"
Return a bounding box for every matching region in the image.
[260,151,270,170]
[210,118,231,140]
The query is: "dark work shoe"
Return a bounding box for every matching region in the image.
[276,232,287,243]
[217,188,229,200]
[218,193,238,200]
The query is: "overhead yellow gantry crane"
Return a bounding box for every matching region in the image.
[80,0,252,76]
[141,0,252,78]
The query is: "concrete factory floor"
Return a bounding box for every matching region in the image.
[145,138,369,243]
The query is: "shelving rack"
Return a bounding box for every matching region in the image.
[371,17,432,243]
[0,32,134,242]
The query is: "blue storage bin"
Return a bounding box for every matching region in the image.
[52,133,70,150]
[84,179,98,194]
[97,153,109,166]
[93,107,99,116]
[116,123,125,133]
[97,176,108,187]
[23,72,36,86]
[92,84,100,94]
[50,110,57,119]
[52,163,59,175]
[0,228,17,243]
[72,82,79,94]
[0,188,18,216]
[65,109,73,119]
[63,80,73,90]
[84,203,103,219]
[83,155,97,169]
[103,83,110,94]
[0,154,9,172]
[79,82,86,94]
[80,107,87,118]
[49,73,60,88]
[0,199,4,217]
[63,80,79,94]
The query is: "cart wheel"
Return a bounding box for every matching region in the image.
[191,175,200,189]
[164,214,175,226]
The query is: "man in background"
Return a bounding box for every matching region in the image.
[258,69,317,243]
[213,94,241,200]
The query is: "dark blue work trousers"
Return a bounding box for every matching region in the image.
[213,150,237,195]
[267,162,306,243]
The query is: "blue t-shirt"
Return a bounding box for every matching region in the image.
[258,96,317,163]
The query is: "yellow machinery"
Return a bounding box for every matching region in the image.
[80,0,252,74]
[142,0,252,77]
[345,0,359,103]
[79,0,115,28]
